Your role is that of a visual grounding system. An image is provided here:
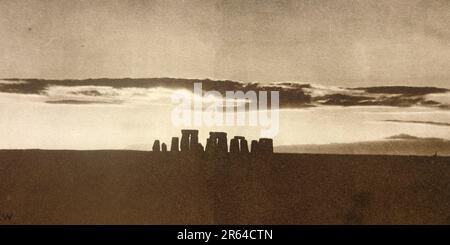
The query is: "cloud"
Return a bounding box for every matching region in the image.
[42,85,178,105]
[315,94,374,106]
[385,134,446,141]
[0,80,28,85]
[383,120,450,127]
[276,134,450,156]
[45,100,121,105]
[354,86,449,95]
[385,134,422,140]
[0,78,449,109]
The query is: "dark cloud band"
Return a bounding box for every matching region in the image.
[1,78,449,109]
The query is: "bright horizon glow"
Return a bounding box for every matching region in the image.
[0,89,449,150]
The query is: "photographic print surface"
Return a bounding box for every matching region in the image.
[0,0,449,224]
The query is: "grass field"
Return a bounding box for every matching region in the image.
[0,150,449,224]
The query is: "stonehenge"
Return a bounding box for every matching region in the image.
[152,129,273,155]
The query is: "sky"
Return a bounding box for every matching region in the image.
[1,78,449,150]
[0,0,450,88]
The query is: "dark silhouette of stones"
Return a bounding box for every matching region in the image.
[208,132,228,154]
[181,129,199,152]
[251,140,259,153]
[196,143,204,153]
[217,133,228,154]
[154,130,272,156]
[190,133,199,151]
[230,138,240,153]
[205,138,215,153]
[259,138,274,153]
[240,139,249,153]
[180,131,190,152]
[161,143,167,152]
[170,137,179,152]
[152,140,160,152]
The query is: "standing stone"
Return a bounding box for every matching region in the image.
[230,138,240,153]
[161,143,167,152]
[181,129,199,152]
[196,143,204,153]
[250,140,259,154]
[190,132,199,151]
[180,130,190,152]
[267,139,273,153]
[152,140,160,152]
[259,138,274,153]
[217,133,228,153]
[205,138,215,153]
[240,139,249,153]
[170,137,179,152]
[209,132,227,154]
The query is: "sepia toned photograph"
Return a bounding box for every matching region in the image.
[0,0,449,229]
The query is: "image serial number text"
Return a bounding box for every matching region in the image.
[177,229,273,242]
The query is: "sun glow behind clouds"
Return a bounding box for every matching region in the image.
[43,86,178,106]
[426,92,450,105]
[0,80,449,149]
[0,87,449,150]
